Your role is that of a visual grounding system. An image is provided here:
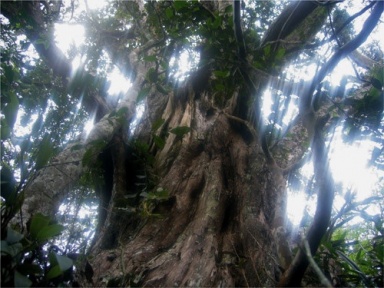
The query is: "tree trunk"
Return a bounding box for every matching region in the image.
[80,61,309,286]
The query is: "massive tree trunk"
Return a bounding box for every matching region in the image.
[3,0,382,286]
[85,81,297,286]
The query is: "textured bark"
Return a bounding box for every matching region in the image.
[16,101,134,229]
[83,82,302,287]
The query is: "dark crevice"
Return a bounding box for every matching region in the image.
[220,197,237,233]
[95,148,114,236]
[189,174,206,200]
[228,119,254,144]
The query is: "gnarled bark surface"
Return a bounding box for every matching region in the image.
[86,80,301,286]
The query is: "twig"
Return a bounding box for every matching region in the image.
[303,238,333,288]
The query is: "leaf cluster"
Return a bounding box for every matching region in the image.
[118,138,171,220]
[299,191,384,287]
[1,213,74,287]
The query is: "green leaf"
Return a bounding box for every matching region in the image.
[169,126,191,137]
[275,47,285,60]
[3,91,19,130]
[140,192,148,198]
[108,110,117,118]
[4,64,15,82]
[47,252,72,279]
[214,83,225,91]
[35,134,55,170]
[14,271,32,288]
[263,45,271,57]
[1,240,10,255]
[70,144,84,151]
[1,240,23,257]
[55,254,73,272]
[225,5,233,14]
[160,60,169,70]
[1,163,16,201]
[88,139,108,151]
[116,106,129,118]
[29,213,50,239]
[82,148,94,167]
[173,1,188,11]
[46,265,62,280]
[370,77,382,90]
[211,16,222,30]
[213,70,230,78]
[137,86,151,102]
[156,83,169,95]
[36,224,64,242]
[18,263,43,276]
[143,55,157,62]
[153,135,165,149]
[165,7,173,19]
[1,119,11,140]
[35,38,50,49]
[146,68,157,83]
[31,115,43,135]
[151,118,165,132]
[6,227,24,244]
[147,188,169,200]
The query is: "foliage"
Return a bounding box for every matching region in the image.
[0,10,92,287]
[343,64,384,141]
[121,137,171,219]
[1,213,73,287]
[0,14,90,214]
[301,190,384,287]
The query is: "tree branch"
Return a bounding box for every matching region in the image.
[279,6,383,283]
[14,98,137,229]
[260,1,319,49]
[306,0,384,112]
[233,0,246,60]
[278,114,335,287]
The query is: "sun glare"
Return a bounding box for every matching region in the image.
[83,118,95,137]
[54,24,85,54]
[261,89,273,123]
[108,67,132,96]
[329,129,379,199]
[84,0,108,10]
[287,192,306,226]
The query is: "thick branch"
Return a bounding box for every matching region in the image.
[279,4,383,285]
[233,0,246,60]
[16,93,137,229]
[260,1,318,48]
[304,0,384,111]
[278,116,335,287]
[15,29,151,228]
